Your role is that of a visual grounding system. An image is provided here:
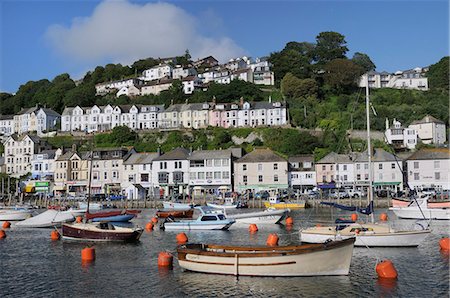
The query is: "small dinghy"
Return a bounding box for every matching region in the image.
[16,209,74,228]
[0,207,33,221]
[226,208,290,225]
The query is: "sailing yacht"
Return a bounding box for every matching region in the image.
[300,79,431,247]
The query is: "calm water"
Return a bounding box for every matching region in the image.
[1,208,449,297]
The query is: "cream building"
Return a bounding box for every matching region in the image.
[408,115,447,145]
[122,152,160,200]
[406,149,450,191]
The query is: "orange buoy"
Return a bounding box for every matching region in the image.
[376,260,398,279]
[51,230,60,241]
[354,229,360,235]
[379,213,388,221]
[76,216,82,223]
[2,221,11,229]
[266,233,279,246]
[145,222,154,231]
[285,217,294,225]
[158,251,173,268]
[176,232,188,244]
[351,213,358,221]
[151,217,158,224]
[81,247,95,262]
[0,229,6,239]
[249,224,258,233]
[439,237,450,251]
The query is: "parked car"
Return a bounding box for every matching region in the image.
[329,189,350,199]
[346,189,365,198]
[376,190,396,198]
[308,190,320,199]
[255,191,270,199]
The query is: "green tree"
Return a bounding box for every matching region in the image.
[131,57,159,74]
[281,73,318,99]
[323,59,364,92]
[351,52,376,72]
[427,56,449,91]
[314,31,349,65]
[109,126,138,145]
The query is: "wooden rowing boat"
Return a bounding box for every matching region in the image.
[177,238,355,276]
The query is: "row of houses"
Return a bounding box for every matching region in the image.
[0,106,60,137]
[95,56,274,97]
[359,67,429,91]
[2,135,449,199]
[60,98,288,133]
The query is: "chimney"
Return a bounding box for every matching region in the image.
[71,143,77,152]
[171,99,174,106]
[157,147,161,156]
[239,97,244,106]
[385,118,389,130]
[212,96,216,104]
[268,95,272,103]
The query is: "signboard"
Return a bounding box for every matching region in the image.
[35,182,49,187]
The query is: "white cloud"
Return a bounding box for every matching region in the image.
[45,0,246,66]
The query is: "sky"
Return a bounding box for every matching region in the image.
[0,0,448,93]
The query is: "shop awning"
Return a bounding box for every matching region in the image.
[373,182,401,186]
[218,186,230,190]
[53,185,66,191]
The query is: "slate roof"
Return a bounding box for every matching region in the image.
[0,115,14,120]
[410,115,445,125]
[154,147,190,161]
[316,152,356,164]
[354,148,401,162]
[235,148,286,163]
[188,149,232,161]
[123,152,160,165]
[407,148,450,160]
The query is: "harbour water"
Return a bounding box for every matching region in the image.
[1,208,448,297]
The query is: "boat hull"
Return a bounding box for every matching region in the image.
[61,223,143,242]
[390,207,450,220]
[177,238,354,276]
[91,214,135,222]
[16,210,74,228]
[206,203,237,210]
[228,209,289,225]
[263,202,305,209]
[0,210,33,221]
[163,202,193,210]
[391,198,450,209]
[156,209,194,218]
[163,221,234,231]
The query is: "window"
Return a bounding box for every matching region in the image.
[104,172,107,180]
[158,172,168,183]
[274,174,278,182]
[141,174,149,182]
[206,172,213,179]
[414,173,419,180]
[160,162,167,170]
[435,172,440,180]
[434,161,440,169]
[364,164,368,170]
[214,172,221,179]
[343,165,347,171]
[322,175,326,181]
[173,172,183,183]
[413,162,419,169]
[357,164,361,170]
[391,163,395,169]
[128,174,134,182]
[223,171,230,179]
[258,164,262,171]
[306,174,312,179]
[379,164,383,170]
[322,165,326,171]
[214,159,221,167]
[379,173,383,180]
[243,164,247,171]
[206,159,212,167]
[222,159,229,166]
[189,172,196,180]
[364,174,368,180]
[330,165,333,171]
[336,165,339,171]
[198,172,205,179]
[274,163,278,170]
[344,175,348,181]
[112,171,118,179]
[258,175,263,182]
[175,161,182,169]
[243,175,247,183]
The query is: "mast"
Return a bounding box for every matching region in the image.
[86,149,94,216]
[365,77,374,223]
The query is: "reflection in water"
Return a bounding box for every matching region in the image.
[377,278,398,295]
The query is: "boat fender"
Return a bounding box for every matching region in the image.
[176,233,188,244]
[376,260,398,279]
[158,252,173,268]
[0,229,6,239]
[439,237,449,251]
[2,221,11,229]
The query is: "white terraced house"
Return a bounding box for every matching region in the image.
[359,67,428,91]
[13,106,60,135]
[122,152,160,200]
[0,115,15,136]
[95,78,144,95]
[61,104,164,133]
[141,64,173,81]
[385,118,417,150]
[406,149,450,191]
[288,155,316,194]
[408,115,447,145]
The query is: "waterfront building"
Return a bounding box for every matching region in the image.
[31,148,63,181]
[315,152,356,189]
[233,148,289,193]
[122,152,160,200]
[152,148,190,197]
[288,155,316,194]
[408,115,447,145]
[54,151,89,196]
[406,148,450,191]
[384,118,417,150]
[3,134,51,178]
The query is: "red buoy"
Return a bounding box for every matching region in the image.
[158,252,173,268]
[379,213,388,221]
[351,213,358,221]
[0,229,6,239]
[145,222,154,231]
[376,260,398,279]
[51,230,60,241]
[151,217,158,224]
[285,217,294,225]
[439,237,450,251]
[266,233,279,246]
[2,221,11,229]
[81,247,95,263]
[249,224,258,233]
[76,216,82,223]
[176,232,188,244]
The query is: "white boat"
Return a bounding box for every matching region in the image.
[161,207,235,230]
[177,238,355,276]
[163,201,193,210]
[15,210,75,228]
[207,197,239,209]
[77,202,103,211]
[226,208,289,225]
[300,222,430,247]
[299,80,432,247]
[0,207,33,221]
[389,196,450,220]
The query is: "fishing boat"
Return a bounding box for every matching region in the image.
[156,208,194,219]
[162,201,193,210]
[161,207,235,230]
[85,210,140,222]
[226,208,290,225]
[61,222,143,242]
[300,80,432,247]
[263,196,306,209]
[15,209,75,228]
[177,238,355,276]
[0,206,34,221]
[207,197,238,209]
[391,197,450,209]
[390,196,450,220]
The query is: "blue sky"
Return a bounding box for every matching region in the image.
[1,0,448,93]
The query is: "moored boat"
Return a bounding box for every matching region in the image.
[0,207,33,221]
[161,207,235,230]
[156,209,194,219]
[390,197,450,220]
[263,197,306,209]
[16,209,75,228]
[163,201,193,210]
[177,238,355,276]
[85,210,140,222]
[61,222,143,242]
[391,197,450,209]
[226,208,289,225]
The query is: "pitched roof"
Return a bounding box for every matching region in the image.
[17,106,39,115]
[316,152,356,164]
[407,148,450,160]
[235,148,286,163]
[39,108,60,117]
[57,151,78,161]
[410,115,445,125]
[354,148,401,162]
[123,152,160,165]
[0,115,14,120]
[288,155,314,163]
[154,147,190,161]
[188,149,232,161]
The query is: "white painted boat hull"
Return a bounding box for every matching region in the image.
[15,210,74,228]
[389,207,450,220]
[163,222,234,230]
[178,241,354,276]
[227,209,289,225]
[206,203,237,209]
[163,202,193,210]
[0,210,33,221]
